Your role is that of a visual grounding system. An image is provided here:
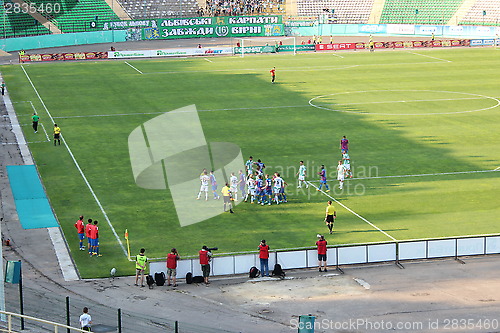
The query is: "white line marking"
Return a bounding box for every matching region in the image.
[137,61,437,75]
[308,169,500,182]
[125,61,143,74]
[325,96,488,106]
[332,53,344,58]
[52,104,310,119]
[407,51,452,63]
[309,90,500,116]
[307,182,396,241]
[27,101,50,141]
[354,278,370,290]
[204,58,213,63]
[20,65,129,259]
[48,227,79,281]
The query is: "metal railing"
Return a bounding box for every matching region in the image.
[0,310,91,333]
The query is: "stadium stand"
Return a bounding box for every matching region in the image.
[459,0,500,26]
[20,0,121,33]
[118,0,200,18]
[0,3,52,38]
[202,0,285,17]
[296,0,374,24]
[379,0,465,25]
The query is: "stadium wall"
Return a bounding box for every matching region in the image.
[0,30,127,52]
[150,234,500,278]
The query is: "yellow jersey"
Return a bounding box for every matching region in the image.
[221,186,230,196]
[326,205,336,216]
[54,126,61,135]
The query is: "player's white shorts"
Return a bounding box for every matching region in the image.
[248,188,255,196]
[273,187,281,194]
[337,174,345,181]
[343,163,351,171]
[298,175,305,181]
[230,186,238,193]
[247,169,253,176]
[200,184,209,192]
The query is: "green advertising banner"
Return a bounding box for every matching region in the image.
[233,45,277,54]
[142,24,284,40]
[279,44,315,52]
[104,15,282,30]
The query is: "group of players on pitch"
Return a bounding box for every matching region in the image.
[196,136,352,206]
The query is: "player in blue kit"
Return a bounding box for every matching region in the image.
[264,174,273,205]
[317,165,330,192]
[256,175,264,204]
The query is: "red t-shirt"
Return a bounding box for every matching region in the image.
[259,244,269,259]
[270,69,275,76]
[89,225,98,239]
[167,253,179,269]
[316,240,327,255]
[199,250,209,265]
[85,223,93,237]
[75,219,84,234]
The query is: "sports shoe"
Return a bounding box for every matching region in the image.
[97,254,102,257]
[326,190,330,192]
[317,189,320,192]
[324,269,328,272]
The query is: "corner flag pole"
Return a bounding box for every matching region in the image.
[124,229,131,261]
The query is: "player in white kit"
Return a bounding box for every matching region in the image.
[197,171,210,200]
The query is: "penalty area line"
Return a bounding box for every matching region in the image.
[406,51,452,63]
[307,182,397,241]
[125,61,143,74]
[20,65,129,260]
[204,58,213,63]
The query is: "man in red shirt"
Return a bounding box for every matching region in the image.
[259,240,270,277]
[167,248,180,287]
[74,215,85,250]
[199,246,212,285]
[85,219,93,254]
[316,235,328,272]
[270,67,276,83]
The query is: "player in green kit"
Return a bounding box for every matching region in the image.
[32,113,39,133]
[342,151,352,178]
[296,160,308,188]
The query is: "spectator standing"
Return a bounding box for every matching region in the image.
[258,240,270,277]
[74,215,85,250]
[316,235,328,272]
[135,248,148,287]
[79,307,92,332]
[166,248,179,287]
[199,246,212,285]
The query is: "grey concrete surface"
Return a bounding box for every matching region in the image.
[0,37,499,333]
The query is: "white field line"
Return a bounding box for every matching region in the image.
[332,53,345,58]
[130,61,442,75]
[20,65,129,259]
[28,101,50,141]
[204,58,213,63]
[125,61,143,74]
[308,169,500,182]
[407,51,452,63]
[52,104,310,119]
[307,181,397,241]
[52,94,500,120]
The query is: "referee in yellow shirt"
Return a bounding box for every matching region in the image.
[221,182,234,214]
[53,123,61,146]
[325,201,336,234]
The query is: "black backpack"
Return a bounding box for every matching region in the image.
[272,263,285,279]
[185,272,193,284]
[154,272,166,286]
[249,266,260,278]
[192,276,205,283]
[146,275,155,288]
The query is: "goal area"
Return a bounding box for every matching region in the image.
[236,37,296,57]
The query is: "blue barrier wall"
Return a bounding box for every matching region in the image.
[0,30,127,52]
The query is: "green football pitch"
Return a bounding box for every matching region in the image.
[2,47,500,278]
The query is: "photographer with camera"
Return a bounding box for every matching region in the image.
[167,248,179,287]
[199,245,214,285]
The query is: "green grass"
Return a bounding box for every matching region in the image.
[2,47,500,278]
